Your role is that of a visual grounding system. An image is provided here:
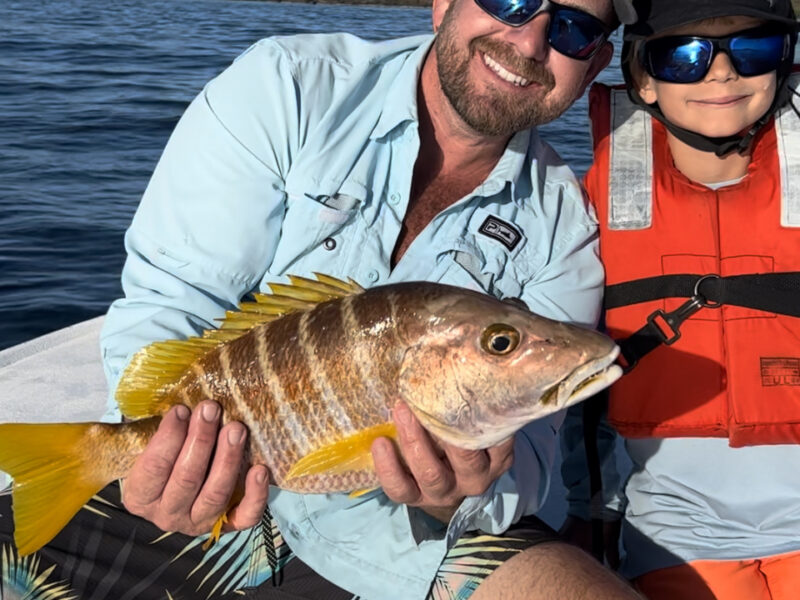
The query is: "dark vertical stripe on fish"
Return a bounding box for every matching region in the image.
[262,311,328,463]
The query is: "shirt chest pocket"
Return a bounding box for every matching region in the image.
[267,188,363,277]
[431,209,537,302]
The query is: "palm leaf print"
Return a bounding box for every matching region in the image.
[1,545,77,600]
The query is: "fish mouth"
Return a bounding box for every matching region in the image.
[546,345,623,407]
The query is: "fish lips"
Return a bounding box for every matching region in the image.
[551,345,623,408]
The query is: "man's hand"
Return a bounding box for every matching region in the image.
[371,401,514,523]
[122,402,270,537]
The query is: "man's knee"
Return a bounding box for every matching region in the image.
[470,541,641,599]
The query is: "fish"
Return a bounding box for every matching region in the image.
[0,274,622,556]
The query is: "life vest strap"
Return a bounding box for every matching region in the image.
[608,272,800,371]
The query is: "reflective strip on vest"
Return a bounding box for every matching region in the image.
[608,88,652,230]
[775,77,800,227]
[608,74,800,230]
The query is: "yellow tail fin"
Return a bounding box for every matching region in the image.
[0,423,116,556]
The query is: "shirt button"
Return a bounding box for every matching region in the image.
[366,269,379,283]
[389,192,400,205]
[322,237,337,251]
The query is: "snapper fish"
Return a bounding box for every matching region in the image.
[0,275,622,557]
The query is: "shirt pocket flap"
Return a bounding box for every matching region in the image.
[269,186,363,274]
[432,209,531,301]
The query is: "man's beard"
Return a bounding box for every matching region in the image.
[435,8,574,137]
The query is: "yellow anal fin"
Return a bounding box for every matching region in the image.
[0,423,117,556]
[201,480,245,551]
[284,422,397,483]
[202,512,229,550]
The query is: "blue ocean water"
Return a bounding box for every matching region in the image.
[0,0,622,350]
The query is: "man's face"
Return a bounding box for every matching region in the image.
[433,0,613,137]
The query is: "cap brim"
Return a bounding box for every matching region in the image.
[624,6,799,39]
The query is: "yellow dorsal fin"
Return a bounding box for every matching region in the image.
[116,273,362,419]
[284,422,397,484]
[311,273,364,294]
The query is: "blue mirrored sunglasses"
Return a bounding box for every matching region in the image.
[640,26,791,84]
[473,0,611,60]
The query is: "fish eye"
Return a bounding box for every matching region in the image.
[481,324,520,356]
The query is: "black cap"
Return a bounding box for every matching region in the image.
[615,0,799,38]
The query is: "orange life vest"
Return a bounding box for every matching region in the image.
[586,78,800,447]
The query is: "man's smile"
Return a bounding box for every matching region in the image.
[481,51,533,87]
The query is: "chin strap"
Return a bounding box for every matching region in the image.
[651,104,769,156]
[789,86,800,119]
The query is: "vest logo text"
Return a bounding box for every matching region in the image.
[760,357,800,386]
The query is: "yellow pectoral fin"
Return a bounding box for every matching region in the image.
[348,487,379,499]
[284,423,397,483]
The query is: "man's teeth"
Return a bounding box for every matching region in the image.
[483,53,530,87]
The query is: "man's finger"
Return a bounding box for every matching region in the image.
[443,446,491,497]
[191,422,248,525]
[224,465,271,532]
[485,437,515,478]
[124,405,190,511]
[372,437,421,504]
[160,401,221,516]
[393,402,454,499]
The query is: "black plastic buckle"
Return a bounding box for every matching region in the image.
[645,274,722,345]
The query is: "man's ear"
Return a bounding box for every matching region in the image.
[432,0,453,32]
[578,41,614,95]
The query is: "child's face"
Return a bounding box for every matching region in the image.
[637,16,778,139]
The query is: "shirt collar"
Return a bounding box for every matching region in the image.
[371,35,435,140]
[371,33,534,205]
[480,129,531,200]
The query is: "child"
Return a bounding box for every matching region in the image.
[561,0,800,598]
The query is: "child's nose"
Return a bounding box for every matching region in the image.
[704,51,737,83]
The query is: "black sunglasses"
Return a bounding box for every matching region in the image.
[640,25,792,84]
[473,0,611,60]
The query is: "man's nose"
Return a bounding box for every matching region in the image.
[704,51,738,83]
[500,13,550,61]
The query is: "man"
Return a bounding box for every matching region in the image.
[0,0,640,598]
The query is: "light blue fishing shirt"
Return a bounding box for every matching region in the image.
[100,32,603,600]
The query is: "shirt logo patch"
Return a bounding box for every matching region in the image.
[478,216,521,251]
[760,357,800,386]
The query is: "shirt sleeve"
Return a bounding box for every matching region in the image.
[99,41,301,421]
